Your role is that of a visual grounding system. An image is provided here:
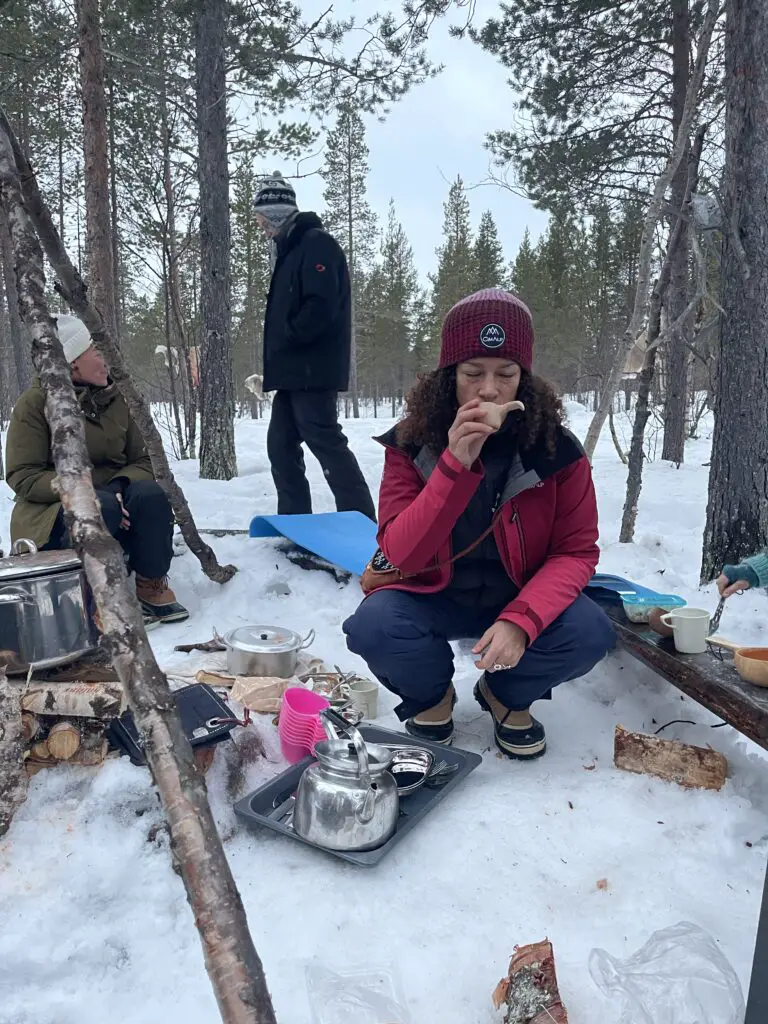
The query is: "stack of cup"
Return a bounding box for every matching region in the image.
[278,687,330,763]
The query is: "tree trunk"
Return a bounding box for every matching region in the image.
[621,128,705,544]
[620,298,661,542]
[0,107,236,585]
[0,206,31,396]
[195,0,237,480]
[582,0,719,459]
[0,126,277,1024]
[702,0,768,580]
[76,0,118,341]
[661,0,693,464]
[107,71,121,335]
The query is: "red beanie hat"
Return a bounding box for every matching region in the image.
[438,288,534,372]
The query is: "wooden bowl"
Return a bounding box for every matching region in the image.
[734,647,768,687]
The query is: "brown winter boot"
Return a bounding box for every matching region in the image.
[135,575,189,625]
[405,683,457,745]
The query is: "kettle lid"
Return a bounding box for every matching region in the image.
[314,737,393,774]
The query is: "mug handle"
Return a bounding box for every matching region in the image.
[660,612,675,629]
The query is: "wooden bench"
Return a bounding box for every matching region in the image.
[605,606,768,751]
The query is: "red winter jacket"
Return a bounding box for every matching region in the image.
[371,426,600,644]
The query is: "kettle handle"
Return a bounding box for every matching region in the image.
[319,708,376,823]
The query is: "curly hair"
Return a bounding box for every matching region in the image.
[396,366,564,458]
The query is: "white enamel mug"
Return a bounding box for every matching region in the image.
[660,608,711,654]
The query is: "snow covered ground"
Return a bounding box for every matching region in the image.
[1,404,766,1024]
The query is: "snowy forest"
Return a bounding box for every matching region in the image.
[1,0,768,1022]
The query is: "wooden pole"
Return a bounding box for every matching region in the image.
[0,125,276,1024]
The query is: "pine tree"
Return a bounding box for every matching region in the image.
[366,201,418,414]
[427,176,475,364]
[322,105,377,416]
[702,0,768,579]
[473,210,505,291]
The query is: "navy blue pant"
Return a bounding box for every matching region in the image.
[343,589,616,720]
[45,480,174,579]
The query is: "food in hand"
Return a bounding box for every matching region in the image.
[648,606,675,637]
[477,400,525,431]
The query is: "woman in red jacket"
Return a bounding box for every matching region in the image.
[343,289,615,759]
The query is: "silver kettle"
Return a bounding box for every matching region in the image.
[292,708,399,852]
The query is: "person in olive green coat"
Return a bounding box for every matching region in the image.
[5,314,188,626]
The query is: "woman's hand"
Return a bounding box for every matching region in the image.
[472,620,528,672]
[115,492,131,531]
[716,573,749,598]
[447,399,495,469]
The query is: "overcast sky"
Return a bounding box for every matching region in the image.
[260,8,550,282]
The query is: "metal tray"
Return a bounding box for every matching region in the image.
[233,725,483,866]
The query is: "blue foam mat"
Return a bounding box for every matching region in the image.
[249,511,378,576]
[248,512,684,604]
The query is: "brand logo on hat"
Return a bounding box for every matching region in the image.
[479,323,506,349]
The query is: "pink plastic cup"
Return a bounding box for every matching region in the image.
[279,687,329,752]
[280,734,312,764]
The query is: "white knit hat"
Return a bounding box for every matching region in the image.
[56,314,92,363]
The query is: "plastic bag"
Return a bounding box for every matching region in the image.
[306,962,411,1024]
[589,921,745,1024]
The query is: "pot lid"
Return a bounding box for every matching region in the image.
[0,540,82,582]
[225,625,303,654]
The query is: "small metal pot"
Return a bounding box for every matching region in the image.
[0,539,96,674]
[223,624,315,678]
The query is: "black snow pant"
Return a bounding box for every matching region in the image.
[267,389,376,520]
[45,479,174,579]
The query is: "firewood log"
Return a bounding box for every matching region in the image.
[21,712,40,741]
[30,739,52,761]
[46,721,81,761]
[21,681,125,719]
[614,724,727,791]
[492,939,568,1023]
[0,669,29,835]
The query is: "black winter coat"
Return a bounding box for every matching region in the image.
[262,212,351,392]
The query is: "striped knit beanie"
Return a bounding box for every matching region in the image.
[439,289,535,373]
[253,171,297,230]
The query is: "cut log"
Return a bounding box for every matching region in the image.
[0,669,29,836]
[21,681,125,719]
[614,725,727,791]
[46,721,81,761]
[30,739,52,761]
[27,729,108,773]
[492,939,568,1023]
[21,712,40,741]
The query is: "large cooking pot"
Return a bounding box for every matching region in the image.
[0,539,96,674]
[223,624,315,678]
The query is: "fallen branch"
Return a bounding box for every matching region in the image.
[614,725,727,791]
[0,125,276,1024]
[0,106,236,586]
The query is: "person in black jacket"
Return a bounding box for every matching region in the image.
[254,172,375,520]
